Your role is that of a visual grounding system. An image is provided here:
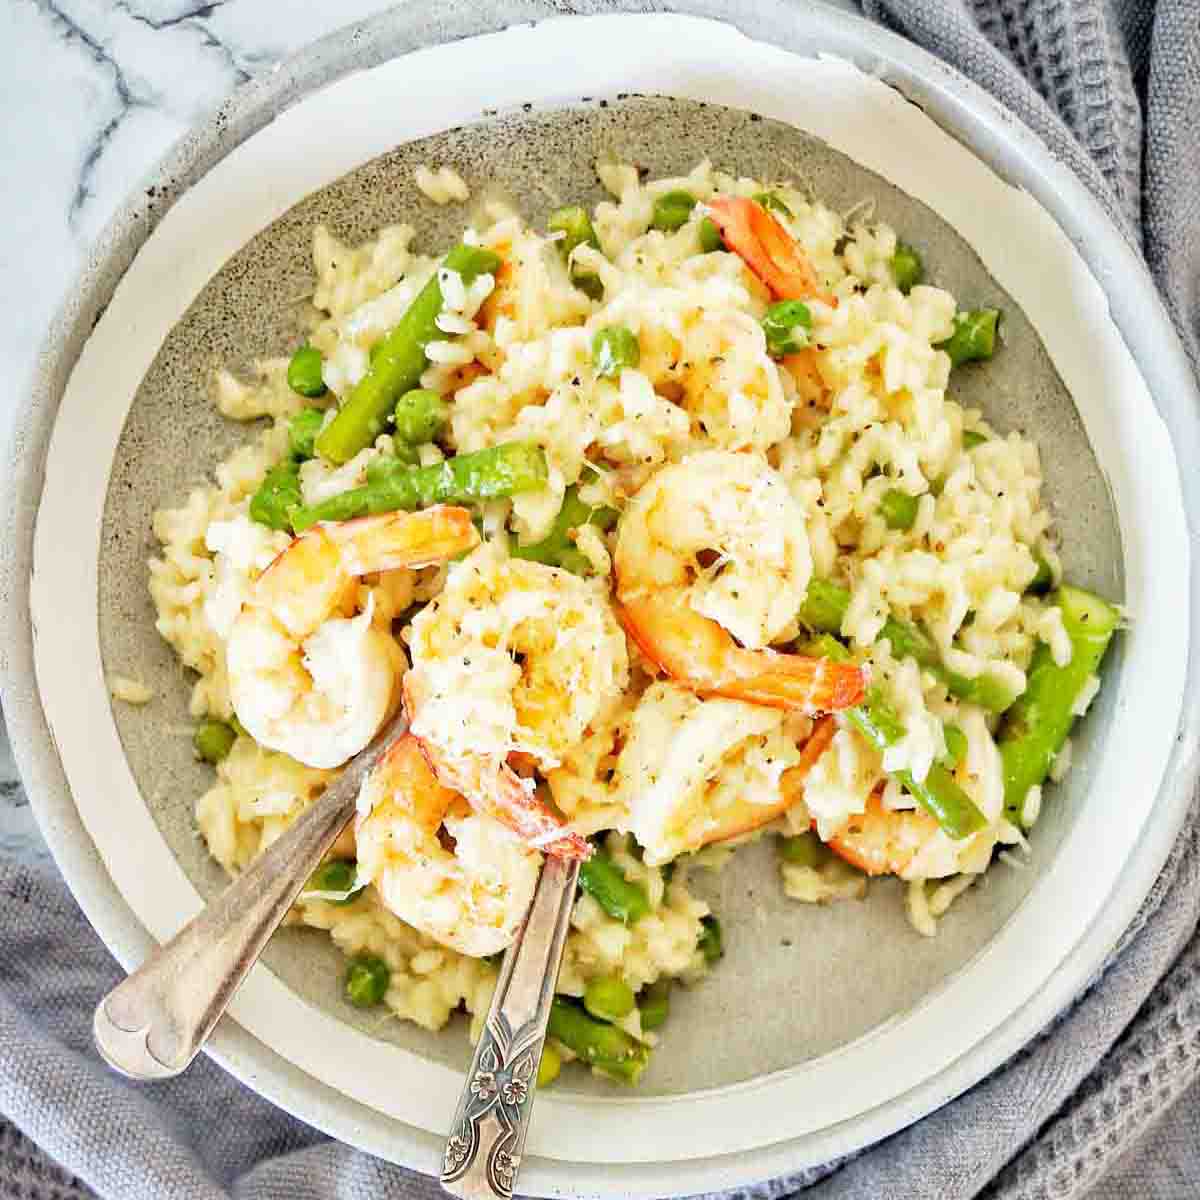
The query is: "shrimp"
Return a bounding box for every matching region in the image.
[705,195,835,305]
[613,451,864,712]
[227,506,479,769]
[355,735,541,957]
[616,684,837,864]
[404,546,630,859]
[827,709,1009,879]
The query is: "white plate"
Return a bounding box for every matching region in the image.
[8,8,1199,1197]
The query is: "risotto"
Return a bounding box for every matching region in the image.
[148,159,1119,1083]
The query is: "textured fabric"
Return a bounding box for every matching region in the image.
[2,0,1198,1197]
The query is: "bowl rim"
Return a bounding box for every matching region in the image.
[3,1,1199,1196]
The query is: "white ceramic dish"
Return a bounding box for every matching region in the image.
[4,6,1199,1198]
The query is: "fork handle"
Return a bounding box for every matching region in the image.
[93,709,408,1080]
[440,853,580,1199]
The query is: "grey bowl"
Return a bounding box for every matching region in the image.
[3,2,1198,1196]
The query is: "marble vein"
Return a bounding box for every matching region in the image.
[36,0,147,228]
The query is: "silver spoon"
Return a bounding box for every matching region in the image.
[93,706,410,1079]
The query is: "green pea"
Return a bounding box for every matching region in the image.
[537,1042,562,1087]
[778,831,828,868]
[697,914,723,963]
[392,389,447,445]
[761,300,813,357]
[753,191,793,219]
[344,954,390,1008]
[651,189,697,233]
[248,461,302,532]
[193,720,236,764]
[548,205,604,300]
[942,724,969,769]
[302,859,363,905]
[592,325,640,378]
[288,407,326,460]
[287,344,328,398]
[639,980,670,1031]
[797,578,851,635]
[937,308,1001,366]
[583,976,637,1023]
[548,205,599,254]
[962,429,988,450]
[880,487,919,531]
[698,216,725,253]
[891,242,924,294]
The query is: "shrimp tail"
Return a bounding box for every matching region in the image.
[778,715,838,806]
[826,788,938,877]
[403,676,591,861]
[327,504,480,574]
[620,595,864,713]
[705,195,834,305]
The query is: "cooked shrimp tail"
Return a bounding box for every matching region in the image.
[255,506,479,639]
[827,789,939,877]
[705,195,834,304]
[620,594,864,712]
[415,735,592,861]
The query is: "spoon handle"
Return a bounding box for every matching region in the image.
[92,709,409,1080]
[441,853,580,1199]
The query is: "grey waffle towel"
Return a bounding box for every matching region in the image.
[2,0,1198,1197]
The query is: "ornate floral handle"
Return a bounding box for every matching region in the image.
[441,853,581,1199]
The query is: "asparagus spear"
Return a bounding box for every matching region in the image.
[315,242,501,464]
[290,442,547,530]
[583,977,636,1022]
[999,585,1121,826]
[510,485,618,575]
[797,578,1020,712]
[578,850,650,923]
[845,690,987,840]
[797,635,987,839]
[548,205,604,299]
[547,997,650,1082]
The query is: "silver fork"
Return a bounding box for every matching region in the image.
[439,853,579,1199]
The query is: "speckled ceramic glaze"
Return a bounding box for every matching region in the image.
[98,95,1120,1089]
[4,4,1198,1197]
